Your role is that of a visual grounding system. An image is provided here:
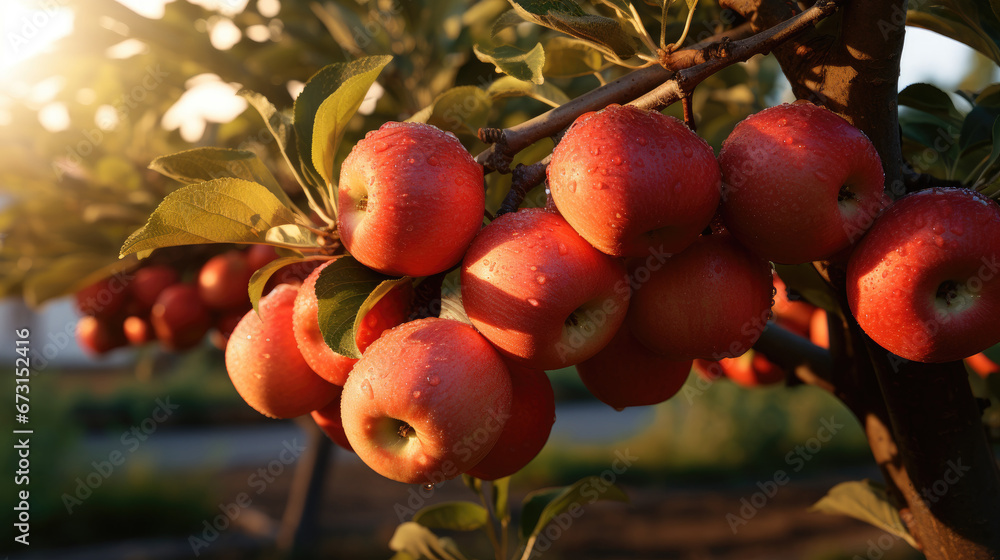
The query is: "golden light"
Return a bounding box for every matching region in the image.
[0,0,74,78]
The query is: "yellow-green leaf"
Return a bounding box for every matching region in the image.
[119,178,298,258]
[149,147,292,209]
[311,58,393,190]
[474,43,546,85]
[810,480,918,548]
[315,257,399,359]
[412,502,489,532]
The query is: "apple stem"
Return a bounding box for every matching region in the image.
[396,421,415,439]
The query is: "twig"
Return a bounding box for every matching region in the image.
[753,322,835,392]
[632,0,843,110]
[474,23,753,172]
[497,156,551,217]
[681,94,696,132]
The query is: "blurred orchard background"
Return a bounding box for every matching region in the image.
[1,0,998,559]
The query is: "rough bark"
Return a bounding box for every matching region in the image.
[723,1,1000,557]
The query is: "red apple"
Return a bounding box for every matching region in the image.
[226,284,339,418]
[150,284,212,351]
[340,318,512,484]
[719,102,885,264]
[75,276,129,319]
[466,363,555,480]
[198,250,254,311]
[292,260,413,386]
[130,265,180,312]
[123,316,155,345]
[461,208,630,370]
[548,104,721,257]
[76,315,127,354]
[847,187,1000,363]
[576,322,692,410]
[338,122,485,277]
[628,232,773,360]
[310,388,354,452]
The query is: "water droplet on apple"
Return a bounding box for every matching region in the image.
[412,390,421,399]
[714,264,723,274]
[610,156,623,166]
[374,141,389,153]
[558,243,568,255]
[361,379,374,399]
[636,137,648,146]
[777,118,787,127]
[813,170,829,182]
[783,136,793,145]
[407,157,416,164]
[615,212,622,219]
[931,224,944,235]
[527,298,540,307]
[406,225,414,232]
[568,181,577,193]
[613,406,625,412]
[423,483,435,490]
[682,146,693,158]
[881,270,888,279]
[934,236,945,248]
[594,182,607,190]
[427,375,441,386]
[599,167,609,176]
[529,265,537,271]
[536,275,546,284]
[591,146,601,156]
[427,156,440,166]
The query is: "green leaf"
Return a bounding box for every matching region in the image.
[519,476,628,541]
[906,3,1000,66]
[119,179,298,258]
[409,86,493,136]
[388,522,467,560]
[897,83,962,126]
[543,37,605,77]
[412,502,489,531]
[487,76,570,108]
[316,257,398,359]
[960,107,1000,150]
[149,147,292,208]
[310,57,393,189]
[474,43,546,84]
[810,479,918,548]
[353,277,413,346]
[492,477,511,523]
[240,89,310,191]
[509,0,637,59]
[491,9,526,36]
[593,0,632,15]
[294,56,394,186]
[248,255,329,313]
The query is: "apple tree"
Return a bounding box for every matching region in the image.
[4,0,1000,558]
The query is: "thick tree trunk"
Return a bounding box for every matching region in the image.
[724,0,1000,557]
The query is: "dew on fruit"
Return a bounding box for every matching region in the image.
[527,298,540,307]
[361,379,374,399]
[423,483,435,490]
[599,167,609,176]
[427,375,441,386]
[407,157,416,164]
[536,275,546,284]
[814,170,829,182]
[568,181,577,193]
[529,265,537,271]
[637,137,648,146]
[374,141,389,153]
[406,225,414,232]
[412,390,421,399]
[595,182,607,190]
[613,406,625,412]
[611,155,623,166]
[682,146,693,158]
[558,243,568,255]
[777,118,787,127]
[427,156,440,166]
[615,212,622,219]
[591,146,601,156]
[934,236,945,248]
[783,136,793,144]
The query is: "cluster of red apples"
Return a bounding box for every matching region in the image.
[223,102,1000,486]
[75,245,311,354]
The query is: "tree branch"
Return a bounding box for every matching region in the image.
[474,23,754,172]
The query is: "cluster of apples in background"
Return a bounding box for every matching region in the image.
[74,244,318,355]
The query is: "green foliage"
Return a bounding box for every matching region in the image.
[907,0,1000,66]
[314,257,400,359]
